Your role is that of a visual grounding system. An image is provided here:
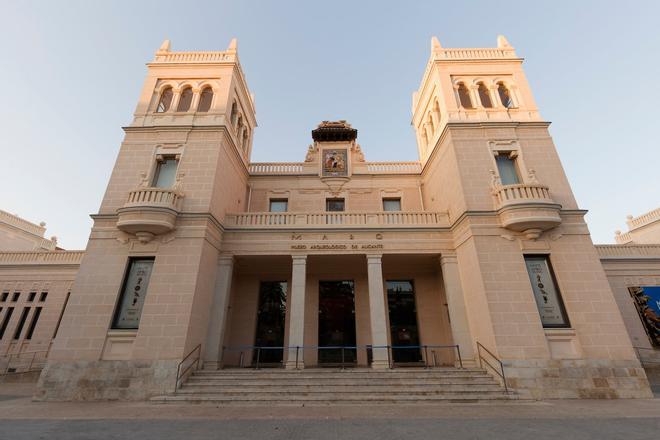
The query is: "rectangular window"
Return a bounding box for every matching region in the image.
[152,157,179,188]
[25,307,42,340]
[39,292,47,302]
[112,258,155,329]
[524,255,570,328]
[11,292,19,302]
[0,307,14,339]
[1,292,8,302]
[383,198,401,211]
[269,199,288,212]
[495,153,520,185]
[28,292,36,302]
[326,198,345,212]
[13,307,30,340]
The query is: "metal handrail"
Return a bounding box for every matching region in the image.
[476,341,508,393]
[221,344,463,370]
[1,350,50,375]
[174,344,201,392]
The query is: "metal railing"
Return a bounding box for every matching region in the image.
[174,344,201,392]
[476,341,507,393]
[1,350,49,375]
[221,344,463,370]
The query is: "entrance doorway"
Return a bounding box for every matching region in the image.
[318,280,357,364]
[253,281,287,365]
[386,280,422,363]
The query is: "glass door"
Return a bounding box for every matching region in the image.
[318,280,357,365]
[253,281,287,365]
[386,280,422,363]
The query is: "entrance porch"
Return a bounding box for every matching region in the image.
[206,254,475,369]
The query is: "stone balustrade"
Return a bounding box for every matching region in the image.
[492,183,553,210]
[0,209,45,237]
[626,207,660,231]
[248,163,308,175]
[0,251,84,266]
[362,162,422,174]
[224,211,449,229]
[438,48,517,60]
[153,51,233,64]
[116,187,184,242]
[596,244,660,259]
[491,183,561,239]
[123,187,184,211]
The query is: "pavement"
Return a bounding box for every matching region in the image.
[0,382,659,439]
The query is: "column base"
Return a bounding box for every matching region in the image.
[285,361,304,370]
[203,361,222,370]
[370,359,391,370]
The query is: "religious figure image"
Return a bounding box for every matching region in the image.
[322,149,348,176]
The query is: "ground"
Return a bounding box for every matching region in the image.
[0,382,659,439]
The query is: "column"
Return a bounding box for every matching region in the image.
[285,255,307,369]
[203,255,234,369]
[367,254,390,369]
[440,253,476,366]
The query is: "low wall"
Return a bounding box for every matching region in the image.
[35,360,178,401]
[504,359,653,399]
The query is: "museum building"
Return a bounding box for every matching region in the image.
[1,37,659,401]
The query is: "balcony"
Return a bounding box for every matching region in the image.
[492,183,561,239]
[224,211,449,229]
[116,187,184,242]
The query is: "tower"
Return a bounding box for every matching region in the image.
[38,39,256,399]
[412,36,648,398]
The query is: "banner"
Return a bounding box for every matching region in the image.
[113,259,154,329]
[525,256,569,327]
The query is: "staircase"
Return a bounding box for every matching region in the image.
[151,367,517,405]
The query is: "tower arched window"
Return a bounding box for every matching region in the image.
[156,87,173,112]
[457,83,473,109]
[197,87,213,112]
[478,83,492,108]
[497,82,514,108]
[176,87,193,112]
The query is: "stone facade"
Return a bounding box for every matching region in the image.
[1,37,657,400]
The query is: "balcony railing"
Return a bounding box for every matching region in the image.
[248,162,308,175]
[224,211,449,229]
[362,162,422,174]
[123,187,183,210]
[492,183,553,210]
[627,207,660,231]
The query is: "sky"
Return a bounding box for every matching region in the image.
[1,0,659,249]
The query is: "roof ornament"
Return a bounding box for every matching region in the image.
[227,38,238,53]
[431,36,442,51]
[157,39,171,55]
[497,35,512,49]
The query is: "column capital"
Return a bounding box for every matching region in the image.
[292,255,307,264]
[218,255,234,266]
[366,254,383,263]
[440,252,458,265]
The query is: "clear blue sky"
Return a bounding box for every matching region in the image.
[2,0,658,249]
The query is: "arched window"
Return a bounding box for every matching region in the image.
[478,83,492,108]
[497,82,514,108]
[197,87,213,112]
[156,87,173,112]
[231,102,238,125]
[457,83,472,109]
[176,87,193,112]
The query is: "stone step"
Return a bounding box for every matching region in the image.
[177,384,505,393]
[185,378,498,386]
[152,392,516,404]
[193,370,489,379]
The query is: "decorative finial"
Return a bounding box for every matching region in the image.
[39,221,46,227]
[431,36,442,51]
[497,35,512,48]
[626,214,633,220]
[157,39,171,55]
[615,230,621,235]
[50,236,58,244]
[227,38,238,52]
